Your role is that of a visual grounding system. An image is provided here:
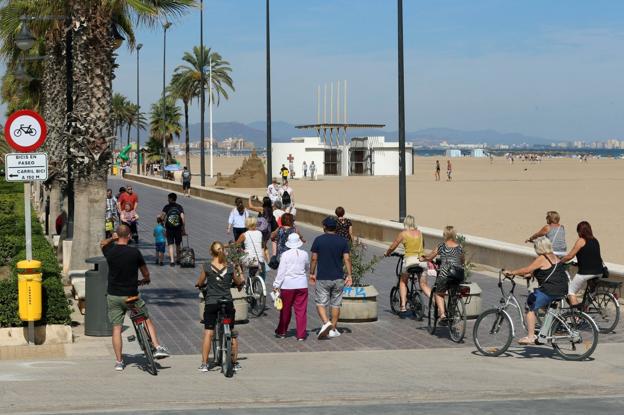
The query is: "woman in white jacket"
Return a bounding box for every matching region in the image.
[273,233,309,341]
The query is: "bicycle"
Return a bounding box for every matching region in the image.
[473,270,599,361]
[13,124,37,137]
[389,253,426,320]
[427,278,470,343]
[565,262,621,334]
[199,292,236,378]
[126,295,158,375]
[246,265,267,317]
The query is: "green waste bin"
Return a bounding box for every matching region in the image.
[84,256,112,336]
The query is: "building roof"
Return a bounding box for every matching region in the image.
[295,123,386,130]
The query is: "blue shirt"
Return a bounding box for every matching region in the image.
[153,224,166,244]
[311,233,350,280]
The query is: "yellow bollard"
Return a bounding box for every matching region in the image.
[17,260,43,322]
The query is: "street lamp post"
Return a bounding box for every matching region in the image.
[161,21,171,179]
[136,43,142,175]
[266,0,272,185]
[15,15,75,237]
[397,0,406,222]
[199,0,206,186]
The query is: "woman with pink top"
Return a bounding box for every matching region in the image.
[273,233,309,341]
[119,201,139,243]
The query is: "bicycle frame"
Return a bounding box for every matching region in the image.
[494,274,526,337]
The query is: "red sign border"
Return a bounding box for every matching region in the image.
[4,109,48,152]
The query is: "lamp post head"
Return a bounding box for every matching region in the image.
[15,22,36,51]
[162,21,172,30]
[137,43,143,50]
[14,62,32,82]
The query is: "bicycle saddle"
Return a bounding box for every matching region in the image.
[125,295,140,304]
[406,265,424,275]
[217,298,231,305]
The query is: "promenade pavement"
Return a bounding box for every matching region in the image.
[108,177,624,356]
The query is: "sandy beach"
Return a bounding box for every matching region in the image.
[175,154,623,263]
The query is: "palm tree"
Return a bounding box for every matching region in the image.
[0,0,196,268]
[112,92,131,149]
[124,103,146,148]
[170,46,234,170]
[150,96,182,164]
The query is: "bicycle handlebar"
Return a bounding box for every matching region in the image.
[389,252,403,258]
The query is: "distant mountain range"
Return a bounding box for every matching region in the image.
[183,121,550,147]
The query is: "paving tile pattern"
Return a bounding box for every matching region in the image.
[109,178,624,356]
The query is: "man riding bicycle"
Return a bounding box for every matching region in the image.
[100,225,170,371]
[195,241,245,373]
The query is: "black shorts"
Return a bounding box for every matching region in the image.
[203,301,235,330]
[166,226,183,245]
[182,181,191,190]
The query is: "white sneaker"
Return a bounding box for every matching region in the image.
[317,321,333,339]
[328,329,341,338]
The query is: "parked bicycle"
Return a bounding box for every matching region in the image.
[13,124,37,137]
[389,253,426,320]
[126,295,158,375]
[199,289,236,378]
[427,279,469,343]
[473,271,599,361]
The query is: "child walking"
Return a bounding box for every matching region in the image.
[153,216,167,265]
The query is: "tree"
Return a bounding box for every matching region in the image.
[0,0,196,269]
[124,103,146,148]
[170,45,234,170]
[112,92,131,149]
[149,96,182,164]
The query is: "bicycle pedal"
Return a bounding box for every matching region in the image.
[128,335,136,342]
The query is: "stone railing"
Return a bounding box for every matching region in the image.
[125,173,624,281]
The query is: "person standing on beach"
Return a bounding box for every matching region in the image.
[310,216,352,339]
[303,161,308,178]
[435,160,441,181]
[309,161,317,181]
[280,164,289,184]
[446,160,453,181]
[267,178,280,204]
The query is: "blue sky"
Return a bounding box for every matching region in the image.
[116,0,622,140]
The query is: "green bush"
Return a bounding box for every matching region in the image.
[0,196,16,215]
[42,277,72,325]
[0,213,22,235]
[0,235,20,266]
[0,277,20,327]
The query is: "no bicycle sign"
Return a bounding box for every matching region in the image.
[4,109,47,152]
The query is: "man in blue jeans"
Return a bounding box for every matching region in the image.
[309,216,352,339]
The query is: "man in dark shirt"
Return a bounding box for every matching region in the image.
[310,216,352,339]
[101,224,169,371]
[161,192,186,266]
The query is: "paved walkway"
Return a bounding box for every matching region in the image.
[109,177,624,357]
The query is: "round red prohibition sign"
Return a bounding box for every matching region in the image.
[4,109,48,152]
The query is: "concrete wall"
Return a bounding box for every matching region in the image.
[125,173,624,280]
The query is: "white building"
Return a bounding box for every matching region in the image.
[271,136,413,178]
[445,149,462,158]
[471,148,486,158]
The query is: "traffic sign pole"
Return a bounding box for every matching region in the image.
[24,181,34,345]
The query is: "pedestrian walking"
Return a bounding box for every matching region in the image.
[271,213,305,261]
[289,160,295,179]
[280,164,289,184]
[227,197,249,242]
[273,233,309,341]
[447,160,453,181]
[309,216,352,339]
[266,178,280,204]
[335,206,353,241]
[279,180,295,216]
[161,192,186,266]
[105,189,119,238]
[309,161,317,181]
[118,185,138,212]
[435,160,441,181]
[302,161,308,178]
[181,166,192,198]
[100,225,170,371]
[153,216,166,266]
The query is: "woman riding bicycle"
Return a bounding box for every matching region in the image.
[236,217,267,280]
[504,237,569,345]
[385,215,431,319]
[526,211,567,257]
[420,226,464,323]
[195,241,244,372]
[560,221,604,307]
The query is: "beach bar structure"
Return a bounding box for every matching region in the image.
[445,149,462,158]
[271,122,413,178]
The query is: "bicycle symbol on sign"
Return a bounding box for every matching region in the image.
[14,124,37,137]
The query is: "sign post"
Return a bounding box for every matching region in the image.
[4,109,48,345]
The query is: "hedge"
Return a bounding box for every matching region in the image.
[0,178,71,327]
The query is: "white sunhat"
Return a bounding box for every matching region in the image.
[285,233,303,249]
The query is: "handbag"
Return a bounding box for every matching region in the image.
[602,265,609,279]
[268,255,279,270]
[446,265,465,283]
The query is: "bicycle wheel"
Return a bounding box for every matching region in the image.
[390,286,400,315]
[427,292,438,335]
[249,276,266,317]
[448,295,467,343]
[14,128,22,137]
[222,329,234,378]
[136,323,158,375]
[473,308,513,356]
[550,310,599,361]
[410,290,424,321]
[212,327,222,367]
[587,292,620,334]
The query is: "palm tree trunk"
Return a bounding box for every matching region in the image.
[127,123,131,148]
[184,100,190,170]
[68,2,114,269]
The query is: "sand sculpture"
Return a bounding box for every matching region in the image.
[214,150,267,188]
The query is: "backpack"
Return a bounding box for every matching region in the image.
[281,190,291,206]
[165,205,182,228]
[182,170,191,181]
[257,216,270,241]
